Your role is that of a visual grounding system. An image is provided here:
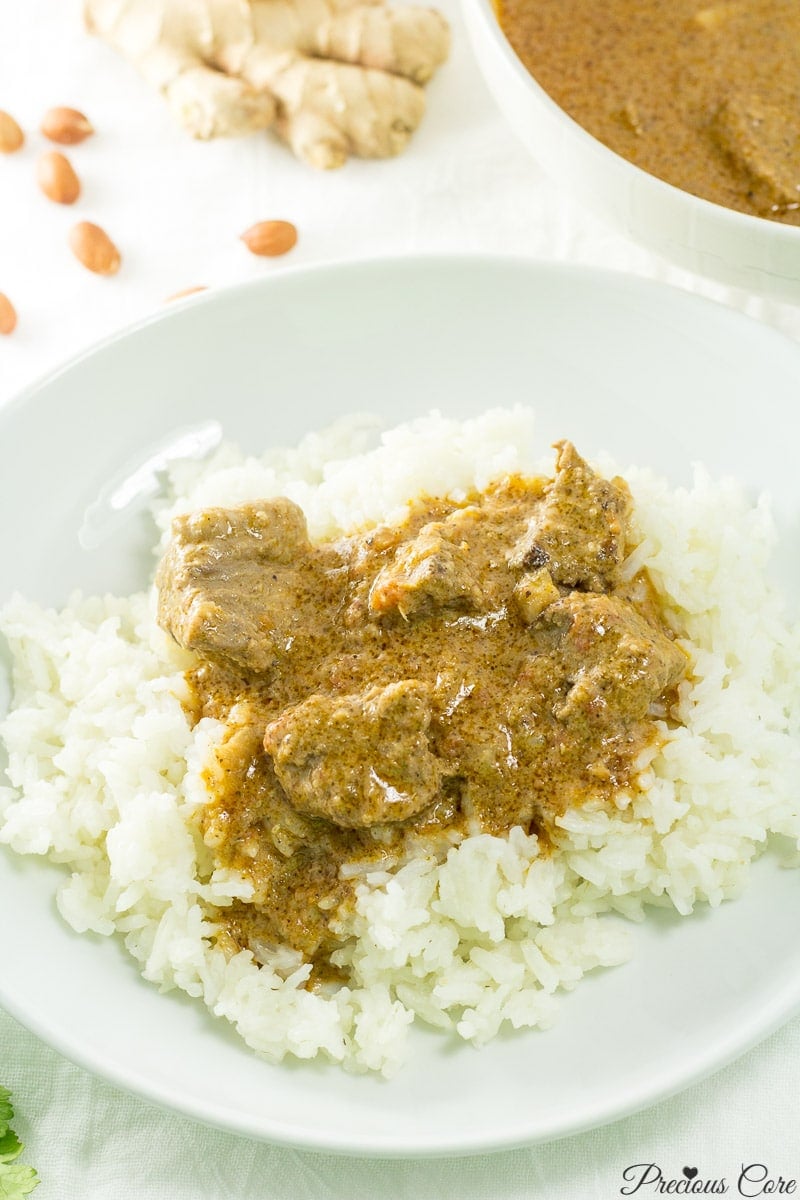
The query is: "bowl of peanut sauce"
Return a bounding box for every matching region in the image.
[463,0,800,301]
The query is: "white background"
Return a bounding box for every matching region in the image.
[1,0,799,1195]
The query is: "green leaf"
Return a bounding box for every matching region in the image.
[0,1090,38,1196]
[0,1089,12,1139]
[0,1161,39,1199]
[0,1130,22,1164]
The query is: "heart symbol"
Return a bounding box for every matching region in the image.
[683,1168,699,1180]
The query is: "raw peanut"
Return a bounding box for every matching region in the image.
[240,220,298,257]
[41,106,94,145]
[69,221,121,276]
[0,110,24,154]
[37,150,81,204]
[166,285,208,302]
[0,293,18,335]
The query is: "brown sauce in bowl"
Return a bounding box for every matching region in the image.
[496,0,800,224]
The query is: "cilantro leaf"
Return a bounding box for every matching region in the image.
[0,1161,39,1199]
[0,1130,22,1164]
[0,1090,38,1198]
[0,1089,12,1136]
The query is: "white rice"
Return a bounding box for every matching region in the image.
[1,407,798,1075]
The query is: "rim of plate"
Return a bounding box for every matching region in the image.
[3,252,798,419]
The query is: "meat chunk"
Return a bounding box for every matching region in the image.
[711,91,800,216]
[369,521,483,619]
[263,680,443,828]
[510,442,632,591]
[537,592,687,729]
[156,499,311,675]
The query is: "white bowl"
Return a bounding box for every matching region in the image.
[462,0,800,301]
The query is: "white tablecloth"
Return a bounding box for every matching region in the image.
[1,1,799,1195]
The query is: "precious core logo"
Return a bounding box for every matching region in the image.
[619,1164,798,1196]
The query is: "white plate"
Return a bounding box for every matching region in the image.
[1,257,799,1157]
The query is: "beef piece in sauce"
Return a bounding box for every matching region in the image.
[156,498,319,675]
[156,444,687,976]
[711,92,800,217]
[521,592,686,733]
[263,680,444,828]
[510,442,632,591]
[368,519,484,619]
[205,719,356,960]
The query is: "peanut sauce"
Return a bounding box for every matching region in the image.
[497,0,800,223]
[156,445,686,977]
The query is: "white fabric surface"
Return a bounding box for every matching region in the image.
[1,0,799,1194]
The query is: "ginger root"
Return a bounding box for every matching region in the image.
[84,0,450,167]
